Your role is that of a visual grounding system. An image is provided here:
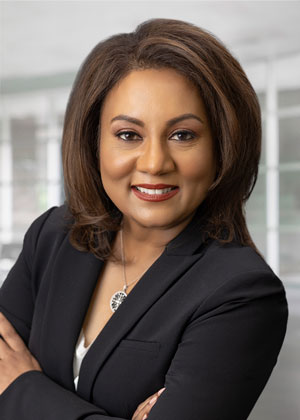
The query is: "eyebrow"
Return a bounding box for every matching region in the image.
[110,113,204,127]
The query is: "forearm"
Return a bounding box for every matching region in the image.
[0,371,126,420]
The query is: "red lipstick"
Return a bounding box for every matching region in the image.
[131,184,179,202]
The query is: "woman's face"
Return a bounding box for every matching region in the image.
[99,68,216,230]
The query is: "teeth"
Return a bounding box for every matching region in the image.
[135,187,174,195]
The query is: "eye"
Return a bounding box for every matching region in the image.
[170,130,196,141]
[115,129,196,142]
[116,131,141,141]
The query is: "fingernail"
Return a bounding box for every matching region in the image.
[157,387,166,396]
[149,396,157,405]
[142,415,147,420]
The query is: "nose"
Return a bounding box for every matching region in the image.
[136,137,175,175]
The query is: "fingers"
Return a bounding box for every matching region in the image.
[0,312,26,352]
[132,387,166,420]
[140,388,165,420]
[0,313,43,394]
[0,335,9,359]
[136,387,165,413]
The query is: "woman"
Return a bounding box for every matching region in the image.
[0,18,288,420]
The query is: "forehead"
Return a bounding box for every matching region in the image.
[100,68,206,120]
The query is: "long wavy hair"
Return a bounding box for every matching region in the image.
[61,18,262,262]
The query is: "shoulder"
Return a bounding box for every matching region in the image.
[186,240,289,340]
[25,203,72,238]
[202,238,271,276]
[194,239,287,305]
[21,204,73,266]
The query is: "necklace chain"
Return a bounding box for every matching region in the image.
[110,225,161,313]
[120,227,150,292]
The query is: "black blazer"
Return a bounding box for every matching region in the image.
[0,204,288,420]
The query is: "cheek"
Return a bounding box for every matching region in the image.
[100,143,133,182]
[178,150,216,185]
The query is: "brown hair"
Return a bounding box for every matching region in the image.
[62,18,262,261]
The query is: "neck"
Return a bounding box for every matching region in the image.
[118,211,197,265]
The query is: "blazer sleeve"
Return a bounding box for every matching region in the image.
[0,207,289,420]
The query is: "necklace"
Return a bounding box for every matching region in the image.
[109,228,149,313]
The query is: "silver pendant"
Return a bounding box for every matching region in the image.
[110,290,127,313]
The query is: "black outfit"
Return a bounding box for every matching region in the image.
[0,204,288,420]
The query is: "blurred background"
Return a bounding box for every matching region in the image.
[0,1,299,418]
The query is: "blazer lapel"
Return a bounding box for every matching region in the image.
[77,208,208,400]
[39,237,104,390]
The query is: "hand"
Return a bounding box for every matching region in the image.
[132,387,166,420]
[0,312,42,394]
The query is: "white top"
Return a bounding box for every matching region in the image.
[73,329,95,390]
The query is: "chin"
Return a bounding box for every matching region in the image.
[130,210,182,229]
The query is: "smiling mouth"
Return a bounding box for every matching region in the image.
[134,186,177,195]
[131,185,180,202]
